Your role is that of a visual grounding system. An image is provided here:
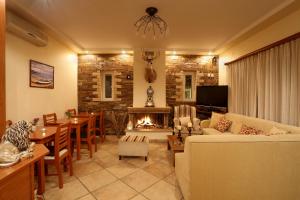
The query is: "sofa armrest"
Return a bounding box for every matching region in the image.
[192,118,201,131]
[200,119,210,128]
[174,118,180,127]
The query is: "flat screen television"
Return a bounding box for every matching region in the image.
[196,86,228,107]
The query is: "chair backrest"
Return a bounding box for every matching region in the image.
[5,120,12,128]
[67,109,76,116]
[174,105,197,119]
[54,123,71,157]
[43,113,57,126]
[87,116,96,136]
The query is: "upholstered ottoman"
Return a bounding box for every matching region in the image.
[118,135,149,161]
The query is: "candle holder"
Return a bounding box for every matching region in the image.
[188,127,192,136]
[177,129,182,141]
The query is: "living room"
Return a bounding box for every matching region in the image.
[0,0,300,200]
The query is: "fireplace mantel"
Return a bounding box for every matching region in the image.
[128,107,171,114]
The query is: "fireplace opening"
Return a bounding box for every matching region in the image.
[127,107,171,131]
[134,114,164,129]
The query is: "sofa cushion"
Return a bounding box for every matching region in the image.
[230,121,243,134]
[267,126,290,135]
[214,117,232,132]
[240,125,264,135]
[179,117,191,126]
[202,128,231,135]
[209,112,225,128]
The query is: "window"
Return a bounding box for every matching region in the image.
[102,72,114,101]
[183,73,194,101]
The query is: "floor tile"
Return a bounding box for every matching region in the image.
[44,179,89,200]
[92,180,137,200]
[73,160,103,177]
[130,194,149,200]
[143,161,174,179]
[106,162,138,178]
[45,172,77,191]
[79,170,117,192]
[44,136,181,200]
[94,152,125,168]
[121,169,159,192]
[126,157,154,168]
[142,180,182,200]
[164,173,178,186]
[77,194,97,200]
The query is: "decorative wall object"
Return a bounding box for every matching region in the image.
[166,55,219,107]
[78,54,133,134]
[142,50,159,83]
[29,60,54,89]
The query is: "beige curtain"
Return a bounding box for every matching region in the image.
[228,56,258,117]
[228,37,300,126]
[257,38,300,126]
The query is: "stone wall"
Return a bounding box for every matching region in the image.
[78,54,133,134]
[166,55,219,125]
[78,54,219,133]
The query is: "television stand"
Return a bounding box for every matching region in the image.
[196,105,227,120]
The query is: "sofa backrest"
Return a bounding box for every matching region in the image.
[184,135,300,200]
[225,113,300,134]
[174,105,197,119]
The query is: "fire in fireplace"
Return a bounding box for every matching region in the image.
[135,115,161,129]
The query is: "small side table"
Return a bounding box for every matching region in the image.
[167,135,184,166]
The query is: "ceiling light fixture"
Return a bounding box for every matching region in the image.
[134,7,168,40]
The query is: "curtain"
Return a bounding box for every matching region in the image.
[228,56,258,117]
[228,37,300,126]
[257,38,300,126]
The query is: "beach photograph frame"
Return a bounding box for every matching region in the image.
[29,60,54,89]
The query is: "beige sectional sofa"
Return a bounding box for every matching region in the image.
[175,113,300,200]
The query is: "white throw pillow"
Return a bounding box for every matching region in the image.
[267,126,289,135]
[179,117,191,126]
[209,112,225,128]
[229,121,243,134]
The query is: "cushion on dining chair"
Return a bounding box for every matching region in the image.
[44,148,68,160]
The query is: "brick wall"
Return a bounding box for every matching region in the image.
[166,55,219,125]
[78,54,219,133]
[78,54,133,134]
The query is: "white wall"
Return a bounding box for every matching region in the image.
[6,33,78,123]
[219,8,300,85]
[133,49,166,107]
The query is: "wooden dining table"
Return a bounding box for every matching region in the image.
[0,144,49,198]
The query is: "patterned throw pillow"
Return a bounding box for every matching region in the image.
[239,124,264,135]
[209,112,225,128]
[214,117,232,132]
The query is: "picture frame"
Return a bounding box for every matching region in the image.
[29,60,54,89]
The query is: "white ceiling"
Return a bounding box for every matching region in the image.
[7,0,294,53]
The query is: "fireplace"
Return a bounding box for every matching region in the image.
[128,107,171,131]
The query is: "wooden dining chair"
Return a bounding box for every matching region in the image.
[67,108,76,117]
[95,111,105,142]
[43,113,58,126]
[44,123,73,188]
[71,116,97,158]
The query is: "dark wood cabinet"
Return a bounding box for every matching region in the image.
[196,105,227,120]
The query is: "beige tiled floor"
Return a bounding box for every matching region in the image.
[42,136,184,200]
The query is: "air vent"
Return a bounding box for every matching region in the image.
[6,12,48,47]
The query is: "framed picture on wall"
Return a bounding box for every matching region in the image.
[29,60,54,89]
